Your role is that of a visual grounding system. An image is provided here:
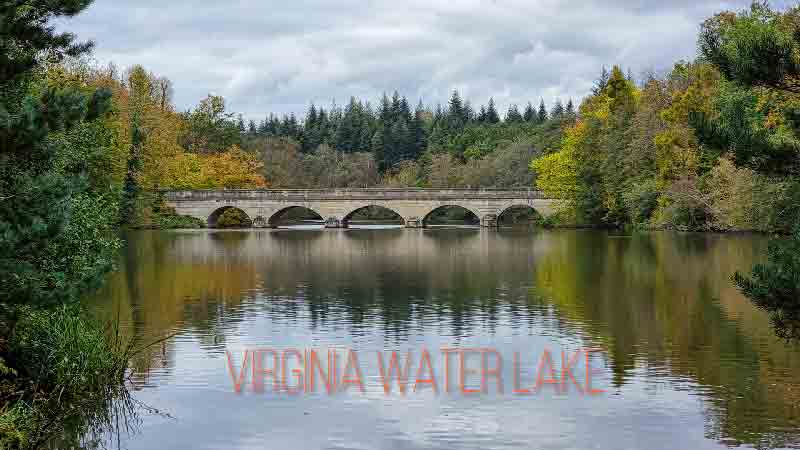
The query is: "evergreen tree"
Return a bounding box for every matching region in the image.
[399,96,412,123]
[388,119,411,167]
[506,104,523,123]
[565,98,575,116]
[0,0,115,310]
[447,90,466,129]
[335,97,359,152]
[592,65,610,95]
[523,102,536,122]
[410,100,428,160]
[370,129,384,169]
[551,99,565,119]
[463,100,475,123]
[537,99,548,123]
[237,114,246,134]
[477,105,488,123]
[486,98,500,124]
[358,103,375,153]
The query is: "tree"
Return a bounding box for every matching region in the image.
[523,102,536,122]
[181,94,241,153]
[700,3,800,94]
[592,65,610,95]
[0,0,117,312]
[410,101,428,160]
[537,99,548,123]
[551,99,565,119]
[486,98,500,124]
[447,90,467,129]
[506,104,523,123]
[565,98,576,119]
[477,105,487,123]
[707,3,800,340]
[697,3,800,175]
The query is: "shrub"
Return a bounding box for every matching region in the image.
[216,208,252,228]
[652,176,710,231]
[622,179,660,225]
[155,214,206,229]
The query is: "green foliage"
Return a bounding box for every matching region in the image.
[700,2,800,94]
[180,94,242,153]
[0,405,33,450]
[216,208,252,228]
[2,307,132,449]
[0,1,94,93]
[0,0,122,311]
[155,213,205,229]
[622,179,660,225]
[698,3,800,175]
[734,228,800,341]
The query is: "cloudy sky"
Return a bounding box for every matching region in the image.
[64,0,772,119]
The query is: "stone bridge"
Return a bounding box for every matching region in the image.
[161,189,558,228]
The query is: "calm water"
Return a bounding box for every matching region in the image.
[85,228,800,450]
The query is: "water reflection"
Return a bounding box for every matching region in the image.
[85,229,800,450]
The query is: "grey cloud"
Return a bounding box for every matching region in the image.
[65,0,757,119]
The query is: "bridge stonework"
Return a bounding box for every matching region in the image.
[161,189,558,228]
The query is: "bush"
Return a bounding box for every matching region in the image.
[652,176,710,231]
[622,179,660,225]
[155,213,206,229]
[216,208,252,228]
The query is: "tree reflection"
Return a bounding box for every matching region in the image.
[85,229,800,449]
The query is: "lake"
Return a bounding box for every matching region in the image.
[84,228,800,450]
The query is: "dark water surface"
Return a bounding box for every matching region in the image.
[85,228,800,450]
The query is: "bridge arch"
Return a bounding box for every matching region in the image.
[422,204,481,227]
[342,205,405,227]
[208,206,253,228]
[268,205,323,227]
[497,203,543,226]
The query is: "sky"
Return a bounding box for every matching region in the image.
[64,0,768,120]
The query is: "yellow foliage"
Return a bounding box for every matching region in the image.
[531,112,591,203]
[655,63,719,186]
[160,146,267,190]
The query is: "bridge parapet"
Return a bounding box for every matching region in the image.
[162,188,548,202]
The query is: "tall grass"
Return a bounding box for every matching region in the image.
[0,307,136,449]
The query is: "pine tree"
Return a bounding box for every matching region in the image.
[506,104,523,123]
[371,129,384,169]
[0,0,115,310]
[463,100,475,123]
[410,100,428,160]
[551,98,564,119]
[477,105,487,123]
[592,65,610,95]
[565,98,576,119]
[335,97,359,152]
[523,102,535,122]
[537,99,548,123]
[388,119,411,166]
[447,90,466,129]
[237,114,246,134]
[486,98,500,124]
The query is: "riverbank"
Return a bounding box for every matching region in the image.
[0,308,131,449]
